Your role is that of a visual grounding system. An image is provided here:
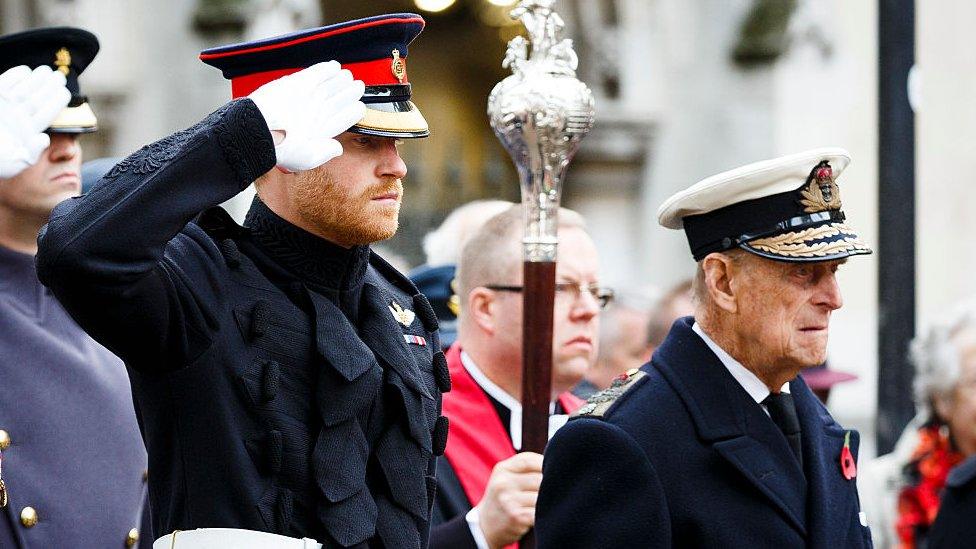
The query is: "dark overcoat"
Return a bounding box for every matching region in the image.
[928,454,976,549]
[536,317,873,548]
[35,98,450,548]
[0,246,149,548]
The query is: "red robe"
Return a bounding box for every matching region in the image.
[441,343,584,507]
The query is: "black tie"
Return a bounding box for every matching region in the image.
[763,392,803,469]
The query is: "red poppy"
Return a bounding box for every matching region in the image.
[840,431,857,480]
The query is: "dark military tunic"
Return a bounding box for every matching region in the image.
[536,317,873,549]
[0,245,148,548]
[35,98,451,548]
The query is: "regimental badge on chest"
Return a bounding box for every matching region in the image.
[389,300,415,327]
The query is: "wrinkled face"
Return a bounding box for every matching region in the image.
[0,134,82,218]
[291,132,407,247]
[493,227,602,394]
[734,256,846,372]
[944,341,976,456]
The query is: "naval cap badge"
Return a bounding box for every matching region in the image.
[391,49,406,83]
[799,160,843,213]
[389,300,416,327]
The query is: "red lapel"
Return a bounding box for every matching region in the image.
[442,344,515,506]
[558,390,585,414]
[441,344,587,506]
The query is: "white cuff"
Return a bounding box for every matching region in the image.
[465,507,491,549]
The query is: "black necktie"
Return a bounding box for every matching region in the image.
[763,392,803,469]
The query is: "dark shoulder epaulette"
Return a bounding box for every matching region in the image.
[573,368,646,418]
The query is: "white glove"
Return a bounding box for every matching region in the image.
[249,61,367,173]
[0,65,71,179]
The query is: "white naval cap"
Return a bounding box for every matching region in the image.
[657,147,871,262]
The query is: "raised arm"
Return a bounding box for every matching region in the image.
[36,62,365,370]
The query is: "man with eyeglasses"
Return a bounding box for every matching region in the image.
[430,204,609,549]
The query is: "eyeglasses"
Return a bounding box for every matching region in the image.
[485,282,615,309]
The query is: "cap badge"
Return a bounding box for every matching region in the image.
[391,49,406,83]
[389,300,415,327]
[799,160,842,213]
[55,47,71,75]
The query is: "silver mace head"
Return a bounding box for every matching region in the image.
[487,0,596,262]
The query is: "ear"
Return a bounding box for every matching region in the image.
[467,287,497,336]
[702,252,739,314]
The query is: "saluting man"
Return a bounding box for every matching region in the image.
[36,14,450,549]
[0,28,150,548]
[536,148,875,548]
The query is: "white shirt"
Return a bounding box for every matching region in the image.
[691,322,789,412]
[458,351,570,549]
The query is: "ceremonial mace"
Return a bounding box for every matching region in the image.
[487,1,595,457]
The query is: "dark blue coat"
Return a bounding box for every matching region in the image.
[536,317,873,548]
[35,98,450,548]
[928,454,976,548]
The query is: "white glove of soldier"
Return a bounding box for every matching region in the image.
[0,65,71,179]
[249,61,367,173]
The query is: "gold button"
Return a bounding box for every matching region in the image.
[0,429,10,450]
[126,527,140,547]
[20,506,38,528]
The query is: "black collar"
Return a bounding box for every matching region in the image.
[244,197,369,320]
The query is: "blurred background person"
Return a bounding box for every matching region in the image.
[859,301,976,548]
[0,27,149,548]
[646,278,695,356]
[432,204,607,549]
[800,361,859,405]
[573,287,655,399]
[410,199,514,348]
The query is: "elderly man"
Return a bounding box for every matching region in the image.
[36,15,448,548]
[536,148,874,548]
[431,205,607,549]
[0,28,150,548]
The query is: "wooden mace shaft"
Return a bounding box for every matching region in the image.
[519,259,556,549]
[520,259,556,454]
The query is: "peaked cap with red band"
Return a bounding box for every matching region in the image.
[200,13,429,138]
